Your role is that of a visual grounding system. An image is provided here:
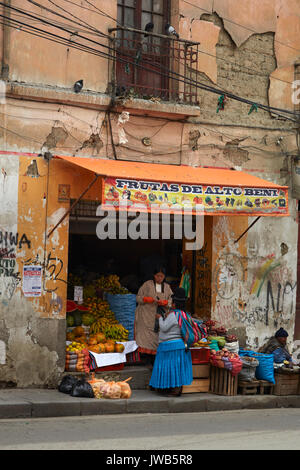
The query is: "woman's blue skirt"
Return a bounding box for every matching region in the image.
[149,339,193,389]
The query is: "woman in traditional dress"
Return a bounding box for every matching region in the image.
[149,287,193,397]
[134,266,173,365]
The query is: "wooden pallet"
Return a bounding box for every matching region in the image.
[238,380,260,395]
[274,371,300,395]
[182,378,210,393]
[258,380,275,395]
[210,366,238,396]
[238,379,275,395]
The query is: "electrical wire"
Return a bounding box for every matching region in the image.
[77,0,298,88]
[1,3,299,124]
[181,0,300,55]
[15,2,300,118]
[7,2,300,121]
[26,0,108,37]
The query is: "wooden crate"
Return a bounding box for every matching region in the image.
[210,366,238,396]
[192,363,210,378]
[258,380,275,395]
[238,380,260,395]
[182,378,210,394]
[274,371,300,396]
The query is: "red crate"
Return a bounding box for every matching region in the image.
[190,347,210,364]
[94,363,125,372]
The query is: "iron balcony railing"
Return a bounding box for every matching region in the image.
[108,26,200,105]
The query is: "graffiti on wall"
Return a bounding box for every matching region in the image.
[195,242,211,312]
[23,251,67,293]
[0,231,27,302]
[214,251,296,329]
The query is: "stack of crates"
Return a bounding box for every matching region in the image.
[182,348,211,393]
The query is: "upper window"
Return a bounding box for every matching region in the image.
[117,0,169,35]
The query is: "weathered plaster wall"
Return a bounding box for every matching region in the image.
[3,0,117,93]
[211,210,298,352]
[0,154,101,387]
[177,0,300,111]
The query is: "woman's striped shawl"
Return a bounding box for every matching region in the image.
[173,309,207,348]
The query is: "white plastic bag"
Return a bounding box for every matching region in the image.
[224,341,239,354]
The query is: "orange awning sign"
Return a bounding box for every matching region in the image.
[55,156,289,216]
[102,176,288,216]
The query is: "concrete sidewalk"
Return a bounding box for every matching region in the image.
[0,388,299,419]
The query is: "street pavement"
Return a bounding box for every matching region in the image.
[0,409,299,450]
[0,387,299,419]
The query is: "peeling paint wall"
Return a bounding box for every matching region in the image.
[211,210,298,351]
[0,154,101,388]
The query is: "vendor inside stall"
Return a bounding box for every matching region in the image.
[134,266,173,365]
[259,327,293,364]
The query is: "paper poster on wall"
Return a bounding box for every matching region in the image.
[74,286,83,304]
[23,265,42,297]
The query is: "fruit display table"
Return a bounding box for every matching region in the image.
[88,340,138,369]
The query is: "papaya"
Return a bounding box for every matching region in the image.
[104,342,115,353]
[98,343,106,353]
[95,333,106,343]
[115,343,125,353]
[88,337,98,346]
[89,345,101,354]
[73,326,85,337]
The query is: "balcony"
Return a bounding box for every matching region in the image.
[108,26,200,108]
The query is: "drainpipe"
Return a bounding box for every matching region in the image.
[1,0,11,80]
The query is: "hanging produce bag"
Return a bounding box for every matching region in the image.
[106,293,136,341]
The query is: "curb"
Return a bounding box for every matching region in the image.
[0,389,300,419]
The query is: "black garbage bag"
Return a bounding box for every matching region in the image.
[70,379,94,398]
[58,375,79,394]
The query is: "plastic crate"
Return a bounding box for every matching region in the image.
[190,347,210,364]
[94,363,125,372]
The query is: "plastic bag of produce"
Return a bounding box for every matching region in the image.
[208,336,226,348]
[58,375,79,394]
[238,356,259,382]
[70,380,95,398]
[88,375,132,399]
[224,341,239,354]
[222,356,233,371]
[238,350,275,384]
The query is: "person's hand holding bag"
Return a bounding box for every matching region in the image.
[157,299,168,306]
[143,296,155,304]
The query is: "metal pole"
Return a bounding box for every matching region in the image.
[47,173,100,238]
[234,216,261,244]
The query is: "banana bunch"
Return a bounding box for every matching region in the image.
[90,318,111,334]
[94,274,121,292]
[103,324,129,341]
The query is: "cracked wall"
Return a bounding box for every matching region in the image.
[0,154,101,388]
